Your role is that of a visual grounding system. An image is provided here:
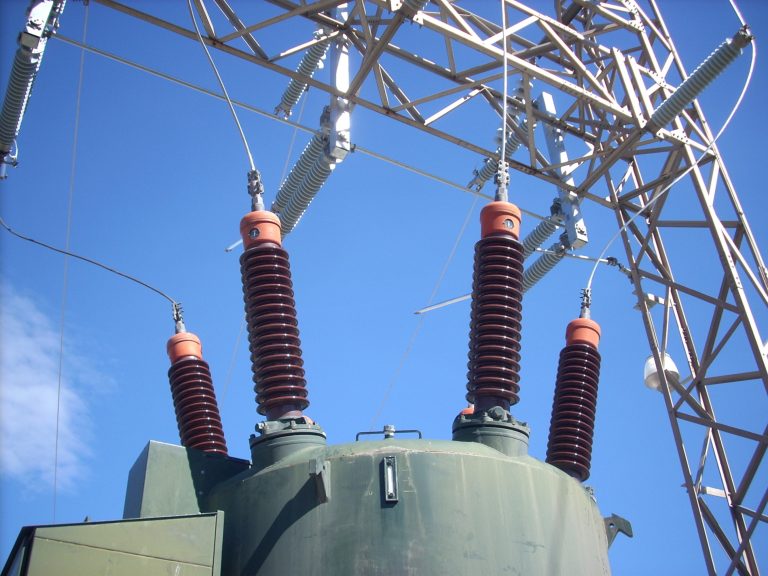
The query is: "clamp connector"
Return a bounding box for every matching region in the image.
[172,302,186,333]
[579,288,592,319]
[733,25,754,50]
[248,169,265,211]
[494,160,510,202]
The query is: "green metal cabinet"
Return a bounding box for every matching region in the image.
[2,513,225,576]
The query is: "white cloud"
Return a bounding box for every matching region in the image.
[0,284,96,491]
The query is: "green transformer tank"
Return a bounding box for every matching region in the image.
[3,412,623,576]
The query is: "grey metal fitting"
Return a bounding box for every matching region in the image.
[250,417,326,473]
[452,407,530,457]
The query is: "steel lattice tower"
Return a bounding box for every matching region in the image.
[6,1,765,573]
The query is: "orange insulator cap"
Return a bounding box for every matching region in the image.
[565,317,601,349]
[480,201,522,239]
[167,332,203,363]
[240,210,282,249]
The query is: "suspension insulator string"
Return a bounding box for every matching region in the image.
[271,105,338,236]
[545,290,602,482]
[585,24,755,297]
[239,210,309,420]
[522,240,567,292]
[521,208,560,259]
[465,201,525,412]
[469,114,533,193]
[0,0,66,174]
[275,30,331,118]
[272,134,323,215]
[648,26,753,133]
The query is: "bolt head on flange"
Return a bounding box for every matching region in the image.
[249,417,327,473]
[452,406,530,457]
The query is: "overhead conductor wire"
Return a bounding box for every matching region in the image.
[220,94,310,403]
[584,2,756,296]
[52,34,558,222]
[370,0,514,431]
[186,0,255,174]
[496,0,510,202]
[224,95,310,253]
[186,0,267,411]
[0,217,178,305]
[53,2,89,522]
[0,4,181,516]
[369,195,480,429]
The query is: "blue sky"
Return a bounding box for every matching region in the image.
[1,1,766,573]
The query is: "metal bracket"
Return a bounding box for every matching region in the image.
[327,4,351,162]
[604,513,633,547]
[537,92,588,249]
[309,457,331,503]
[382,456,398,503]
[356,425,423,441]
[22,1,60,50]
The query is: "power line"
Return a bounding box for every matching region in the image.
[186,0,255,173]
[496,0,510,202]
[53,0,89,522]
[585,18,756,294]
[51,35,549,223]
[0,215,176,305]
[369,194,480,429]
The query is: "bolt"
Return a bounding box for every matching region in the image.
[503,219,515,229]
[249,228,260,239]
[488,406,506,421]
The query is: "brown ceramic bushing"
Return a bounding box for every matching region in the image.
[565,318,601,349]
[240,210,282,249]
[480,201,522,239]
[167,332,203,363]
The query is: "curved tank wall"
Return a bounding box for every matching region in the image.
[207,438,611,576]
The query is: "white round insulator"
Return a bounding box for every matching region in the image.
[643,352,680,391]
